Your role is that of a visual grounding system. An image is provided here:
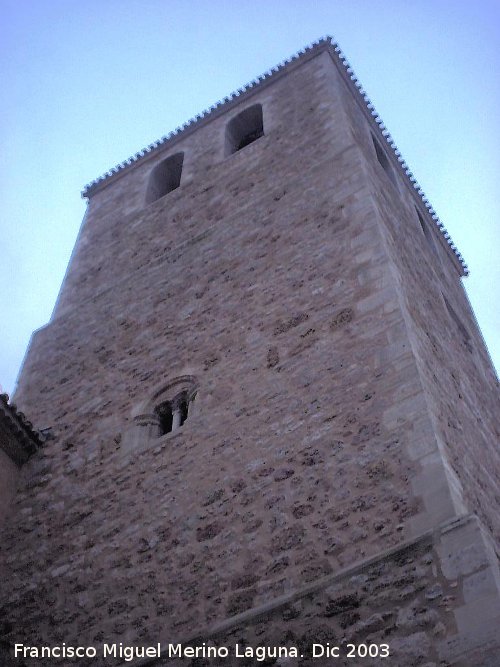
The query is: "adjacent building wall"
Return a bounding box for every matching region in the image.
[0,449,19,527]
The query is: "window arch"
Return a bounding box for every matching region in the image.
[225,104,264,155]
[145,152,184,204]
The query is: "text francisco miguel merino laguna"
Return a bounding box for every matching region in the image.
[13,641,390,661]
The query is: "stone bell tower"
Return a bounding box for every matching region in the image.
[1,37,499,666]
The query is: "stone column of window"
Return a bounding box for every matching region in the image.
[171,397,182,431]
[134,413,162,438]
[187,392,196,417]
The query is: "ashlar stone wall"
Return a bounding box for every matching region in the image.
[1,42,499,667]
[354,94,500,548]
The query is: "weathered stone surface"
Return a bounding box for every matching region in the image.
[1,39,499,667]
[147,532,485,666]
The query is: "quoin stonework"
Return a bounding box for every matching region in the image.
[1,37,499,666]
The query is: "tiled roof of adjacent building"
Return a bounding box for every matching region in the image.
[81,36,468,275]
[0,393,45,465]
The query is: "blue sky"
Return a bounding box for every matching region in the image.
[1,0,499,395]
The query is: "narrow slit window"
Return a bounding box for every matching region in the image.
[443,294,473,353]
[225,104,264,155]
[146,152,184,204]
[371,134,398,188]
[416,207,438,256]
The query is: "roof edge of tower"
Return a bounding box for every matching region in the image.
[324,41,468,277]
[81,36,334,199]
[81,36,468,276]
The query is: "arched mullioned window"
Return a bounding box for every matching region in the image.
[225,104,264,155]
[123,376,197,454]
[145,152,184,204]
[155,388,193,436]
